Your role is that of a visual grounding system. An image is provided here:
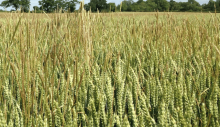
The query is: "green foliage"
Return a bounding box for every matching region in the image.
[186,0,201,11]
[145,0,157,11]
[32,6,41,13]
[121,0,134,12]
[203,0,215,11]
[107,3,116,12]
[0,0,30,11]
[33,6,39,11]
[38,0,78,13]
[111,0,220,12]
[169,0,181,11]
[55,0,68,11]
[87,0,107,12]
[66,0,78,12]
[38,0,55,12]
[20,0,30,12]
[154,0,170,11]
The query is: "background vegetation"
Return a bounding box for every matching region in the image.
[1,0,220,13]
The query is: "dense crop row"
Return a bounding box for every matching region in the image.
[0,9,220,126]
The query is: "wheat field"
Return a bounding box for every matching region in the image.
[0,10,220,127]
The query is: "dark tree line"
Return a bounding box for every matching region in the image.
[0,0,30,12]
[0,0,78,12]
[1,0,220,13]
[85,0,220,12]
[38,0,78,13]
